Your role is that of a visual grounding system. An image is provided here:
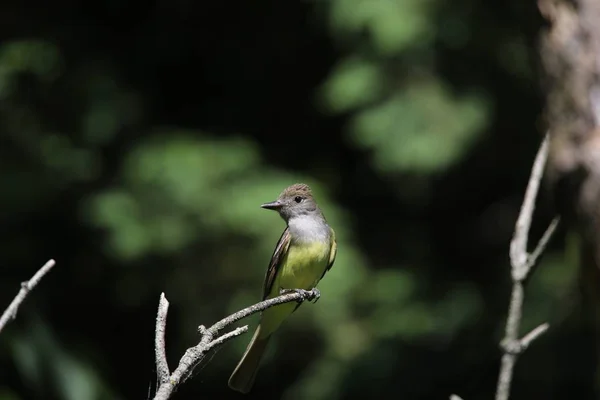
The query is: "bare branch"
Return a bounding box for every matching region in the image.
[207,288,319,337]
[496,136,557,400]
[526,217,560,270]
[0,259,56,334]
[152,288,319,400]
[519,323,550,350]
[155,293,170,385]
[207,326,249,350]
[509,134,550,281]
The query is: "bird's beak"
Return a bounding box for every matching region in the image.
[261,200,283,210]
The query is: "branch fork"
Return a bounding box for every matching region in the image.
[495,135,559,400]
[452,136,559,400]
[500,322,550,355]
[153,288,321,400]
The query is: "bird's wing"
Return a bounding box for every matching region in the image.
[320,227,337,281]
[262,227,291,300]
[327,227,337,270]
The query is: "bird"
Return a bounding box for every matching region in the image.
[228,183,337,393]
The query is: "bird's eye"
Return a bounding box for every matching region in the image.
[294,196,303,203]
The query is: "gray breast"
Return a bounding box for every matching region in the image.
[288,215,330,243]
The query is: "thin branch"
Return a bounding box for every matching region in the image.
[155,293,170,385]
[509,134,550,280]
[526,217,560,270]
[496,135,557,400]
[207,326,249,350]
[152,288,319,400]
[207,288,319,337]
[0,259,56,334]
[519,323,550,350]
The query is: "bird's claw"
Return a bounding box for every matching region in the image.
[307,288,320,303]
[300,288,322,303]
[279,288,321,303]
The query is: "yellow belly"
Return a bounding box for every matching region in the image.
[275,241,330,292]
[259,240,330,337]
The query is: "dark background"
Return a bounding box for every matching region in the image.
[0,1,588,399]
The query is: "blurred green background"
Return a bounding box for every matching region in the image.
[0,1,587,399]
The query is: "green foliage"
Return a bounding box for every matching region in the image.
[81,73,141,146]
[0,40,60,98]
[8,317,118,400]
[321,57,384,113]
[87,133,301,259]
[350,80,489,173]
[40,134,101,182]
[328,0,435,55]
[321,0,490,175]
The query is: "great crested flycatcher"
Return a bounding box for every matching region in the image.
[228,183,337,393]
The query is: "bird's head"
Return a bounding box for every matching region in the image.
[261,183,319,221]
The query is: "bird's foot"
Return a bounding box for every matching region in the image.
[307,288,321,303]
[279,288,321,303]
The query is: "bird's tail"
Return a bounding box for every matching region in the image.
[228,325,271,394]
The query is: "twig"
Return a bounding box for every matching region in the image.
[509,135,550,281]
[206,326,249,349]
[518,322,550,350]
[152,288,320,400]
[155,293,170,385]
[526,217,560,271]
[496,135,558,400]
[0,259,56,334]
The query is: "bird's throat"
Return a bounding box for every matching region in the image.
[288,214,330,244]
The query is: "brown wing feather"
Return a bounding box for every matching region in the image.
[262,227,291,300]
[320,227,337,281]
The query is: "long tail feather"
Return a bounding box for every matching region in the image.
[228,325,271,394]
